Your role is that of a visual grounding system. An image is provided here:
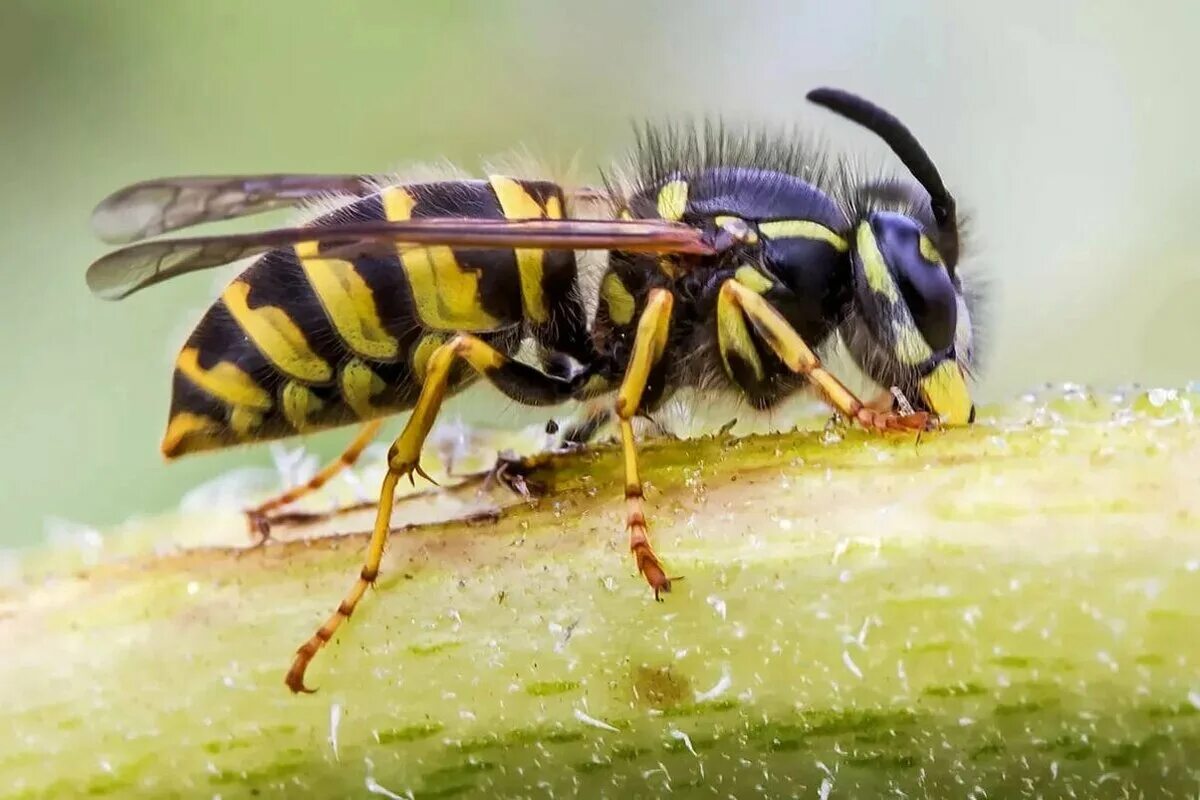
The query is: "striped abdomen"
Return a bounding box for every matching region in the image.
[163,176,583,458]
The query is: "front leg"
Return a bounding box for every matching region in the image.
[614,288,675,598]
[718,280,929,432]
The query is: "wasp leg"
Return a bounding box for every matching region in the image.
[560,399,612,449]
[285,334,578,693]
[719,280,928,431]
[615,289,675,599]
[245,419,385,543]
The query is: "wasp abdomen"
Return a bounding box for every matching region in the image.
[162,177,576,458]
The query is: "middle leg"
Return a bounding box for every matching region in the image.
[614,288,675,598]
[245,419,384,541]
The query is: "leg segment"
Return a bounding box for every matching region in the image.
[245,420,384,540]
[719,280,928,431]
[285,334,578,693]
[560,399,611,449]
[615,289,675,598]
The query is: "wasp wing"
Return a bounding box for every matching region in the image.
[90,174,377,244]
[87,218,718,300]
[92,175,615,245]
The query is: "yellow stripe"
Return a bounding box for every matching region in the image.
[893,320,933,365]
[411,333,449,382]
[295,241,400,361]
[160,412,223,458]
[600,272,636,325]
[489,175,549,324]
[717,286,764,382]
[919,234,943,265]
[758,220,848,252]
[228,406,264,438]
[176,347,273,410]
[715,215,758,244]
[734,266,773,294]
[281,381,324,431]
[222,280,333,383]
[855,223,899,302]
[656,180,688,221]
[381,187,500,331]
[340,357,387,418]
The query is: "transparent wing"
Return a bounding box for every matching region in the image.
[87,217,719,300]
[90,174,375,244]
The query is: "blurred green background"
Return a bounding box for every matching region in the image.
[1,1,1196,547]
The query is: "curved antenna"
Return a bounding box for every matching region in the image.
[807,87,959,268]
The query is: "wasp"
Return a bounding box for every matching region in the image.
[88,88,979,693]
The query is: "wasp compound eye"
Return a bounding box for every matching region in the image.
[869,211,957,353]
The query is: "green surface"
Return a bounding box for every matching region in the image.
[2,391,1198,797]
[5,2,1200,546]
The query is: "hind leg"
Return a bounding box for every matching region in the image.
[284,334,581,693]
[245,420,385,543]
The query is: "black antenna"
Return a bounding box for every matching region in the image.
[807,87,959,268]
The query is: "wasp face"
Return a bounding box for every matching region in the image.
[843,211,974,425]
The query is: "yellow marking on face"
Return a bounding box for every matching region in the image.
[716,285,765,382]
[715,215,758,244]
[160,412,222,459]
[176,347,272,410]
[281,381,325,431]
[656,179,688,221]
[222,281,333,383]
[411,333,450,382]
[758,220,848,252]
[919,234,943,265]
[381,187,501,331]
[295,240,400,361]
[228,406,263,438]
[600,272,636,325]
[618,207,634,220]
[855,223,899,302]
[489,176,550,324]
[893,320,933,365]
[544,194,563,219]
[658,258,678,279]
[734,266,773,294]
[340,357,387,418]
[919,361,972,426]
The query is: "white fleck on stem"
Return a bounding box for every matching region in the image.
[328,702,342,763]
[669,728,698,757]
[573,707,619,732]
[842,650,864,680]
[694,666,732,702]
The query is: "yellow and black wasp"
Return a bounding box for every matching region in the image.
[88,88,979,693]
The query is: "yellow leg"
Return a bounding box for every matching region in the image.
[245,420,384,540]
[285,334,573,693]
[719,280,929,431]
[615,289,675,598]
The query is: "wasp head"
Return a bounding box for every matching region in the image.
[807,87,977,426]
[842,207,975,425]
